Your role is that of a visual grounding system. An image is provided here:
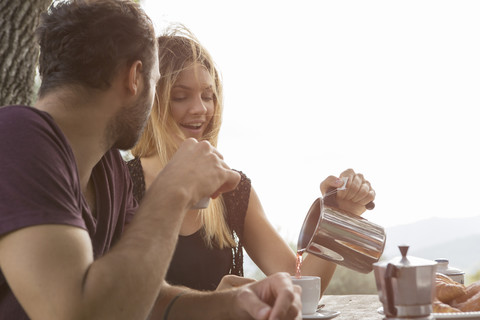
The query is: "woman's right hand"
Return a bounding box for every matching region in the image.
[320,168,375,216]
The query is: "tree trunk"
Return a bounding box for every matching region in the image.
[0,0,51,107]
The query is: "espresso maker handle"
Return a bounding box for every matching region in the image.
[384,263,398,317]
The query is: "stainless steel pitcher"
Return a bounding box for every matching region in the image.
[297,197,386,273]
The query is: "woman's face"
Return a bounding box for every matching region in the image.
[169,62,215,141]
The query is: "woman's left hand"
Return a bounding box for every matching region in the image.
[320,168,375,216]
[216,275,257,291]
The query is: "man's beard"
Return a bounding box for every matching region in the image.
[108,88,152,151]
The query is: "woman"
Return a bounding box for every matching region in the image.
[127,25,375,292]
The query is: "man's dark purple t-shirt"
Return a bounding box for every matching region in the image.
[0,105,137,319]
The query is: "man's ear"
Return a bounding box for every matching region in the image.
[127,60,143,96]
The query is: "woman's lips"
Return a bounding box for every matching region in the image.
[180,122,204,137]
[181,122,203,130]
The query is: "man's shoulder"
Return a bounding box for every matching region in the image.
[0,104,44,117]
[0,105,73,169]
[0,105,54,130]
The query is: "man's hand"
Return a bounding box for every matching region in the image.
[232,272,302,320]
[153,138,241,208]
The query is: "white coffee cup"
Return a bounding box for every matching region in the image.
[291,276,321,315]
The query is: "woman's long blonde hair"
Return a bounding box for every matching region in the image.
[131,25,235,248]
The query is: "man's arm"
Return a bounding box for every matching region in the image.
[0,175,190,320]
[0,139,240,320]
[150,274,302,320]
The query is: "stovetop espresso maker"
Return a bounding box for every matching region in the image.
[373,245,438,320]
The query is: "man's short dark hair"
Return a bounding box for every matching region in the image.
[36,0,157,97]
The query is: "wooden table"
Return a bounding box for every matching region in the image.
[319,295,383,320]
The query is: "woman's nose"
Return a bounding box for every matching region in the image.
[189,95,207,114]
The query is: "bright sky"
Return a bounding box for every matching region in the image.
[142,0,480,243]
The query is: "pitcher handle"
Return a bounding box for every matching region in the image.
[385,263,398,317]
[323,186,375,210]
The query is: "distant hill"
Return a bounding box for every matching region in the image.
[383,215,480,273]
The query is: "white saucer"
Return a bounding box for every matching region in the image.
[303,309,340,319]
[378,307,480,319]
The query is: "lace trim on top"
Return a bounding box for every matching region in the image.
[126,157,146,203]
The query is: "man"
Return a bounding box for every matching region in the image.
[0,1,301,319]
